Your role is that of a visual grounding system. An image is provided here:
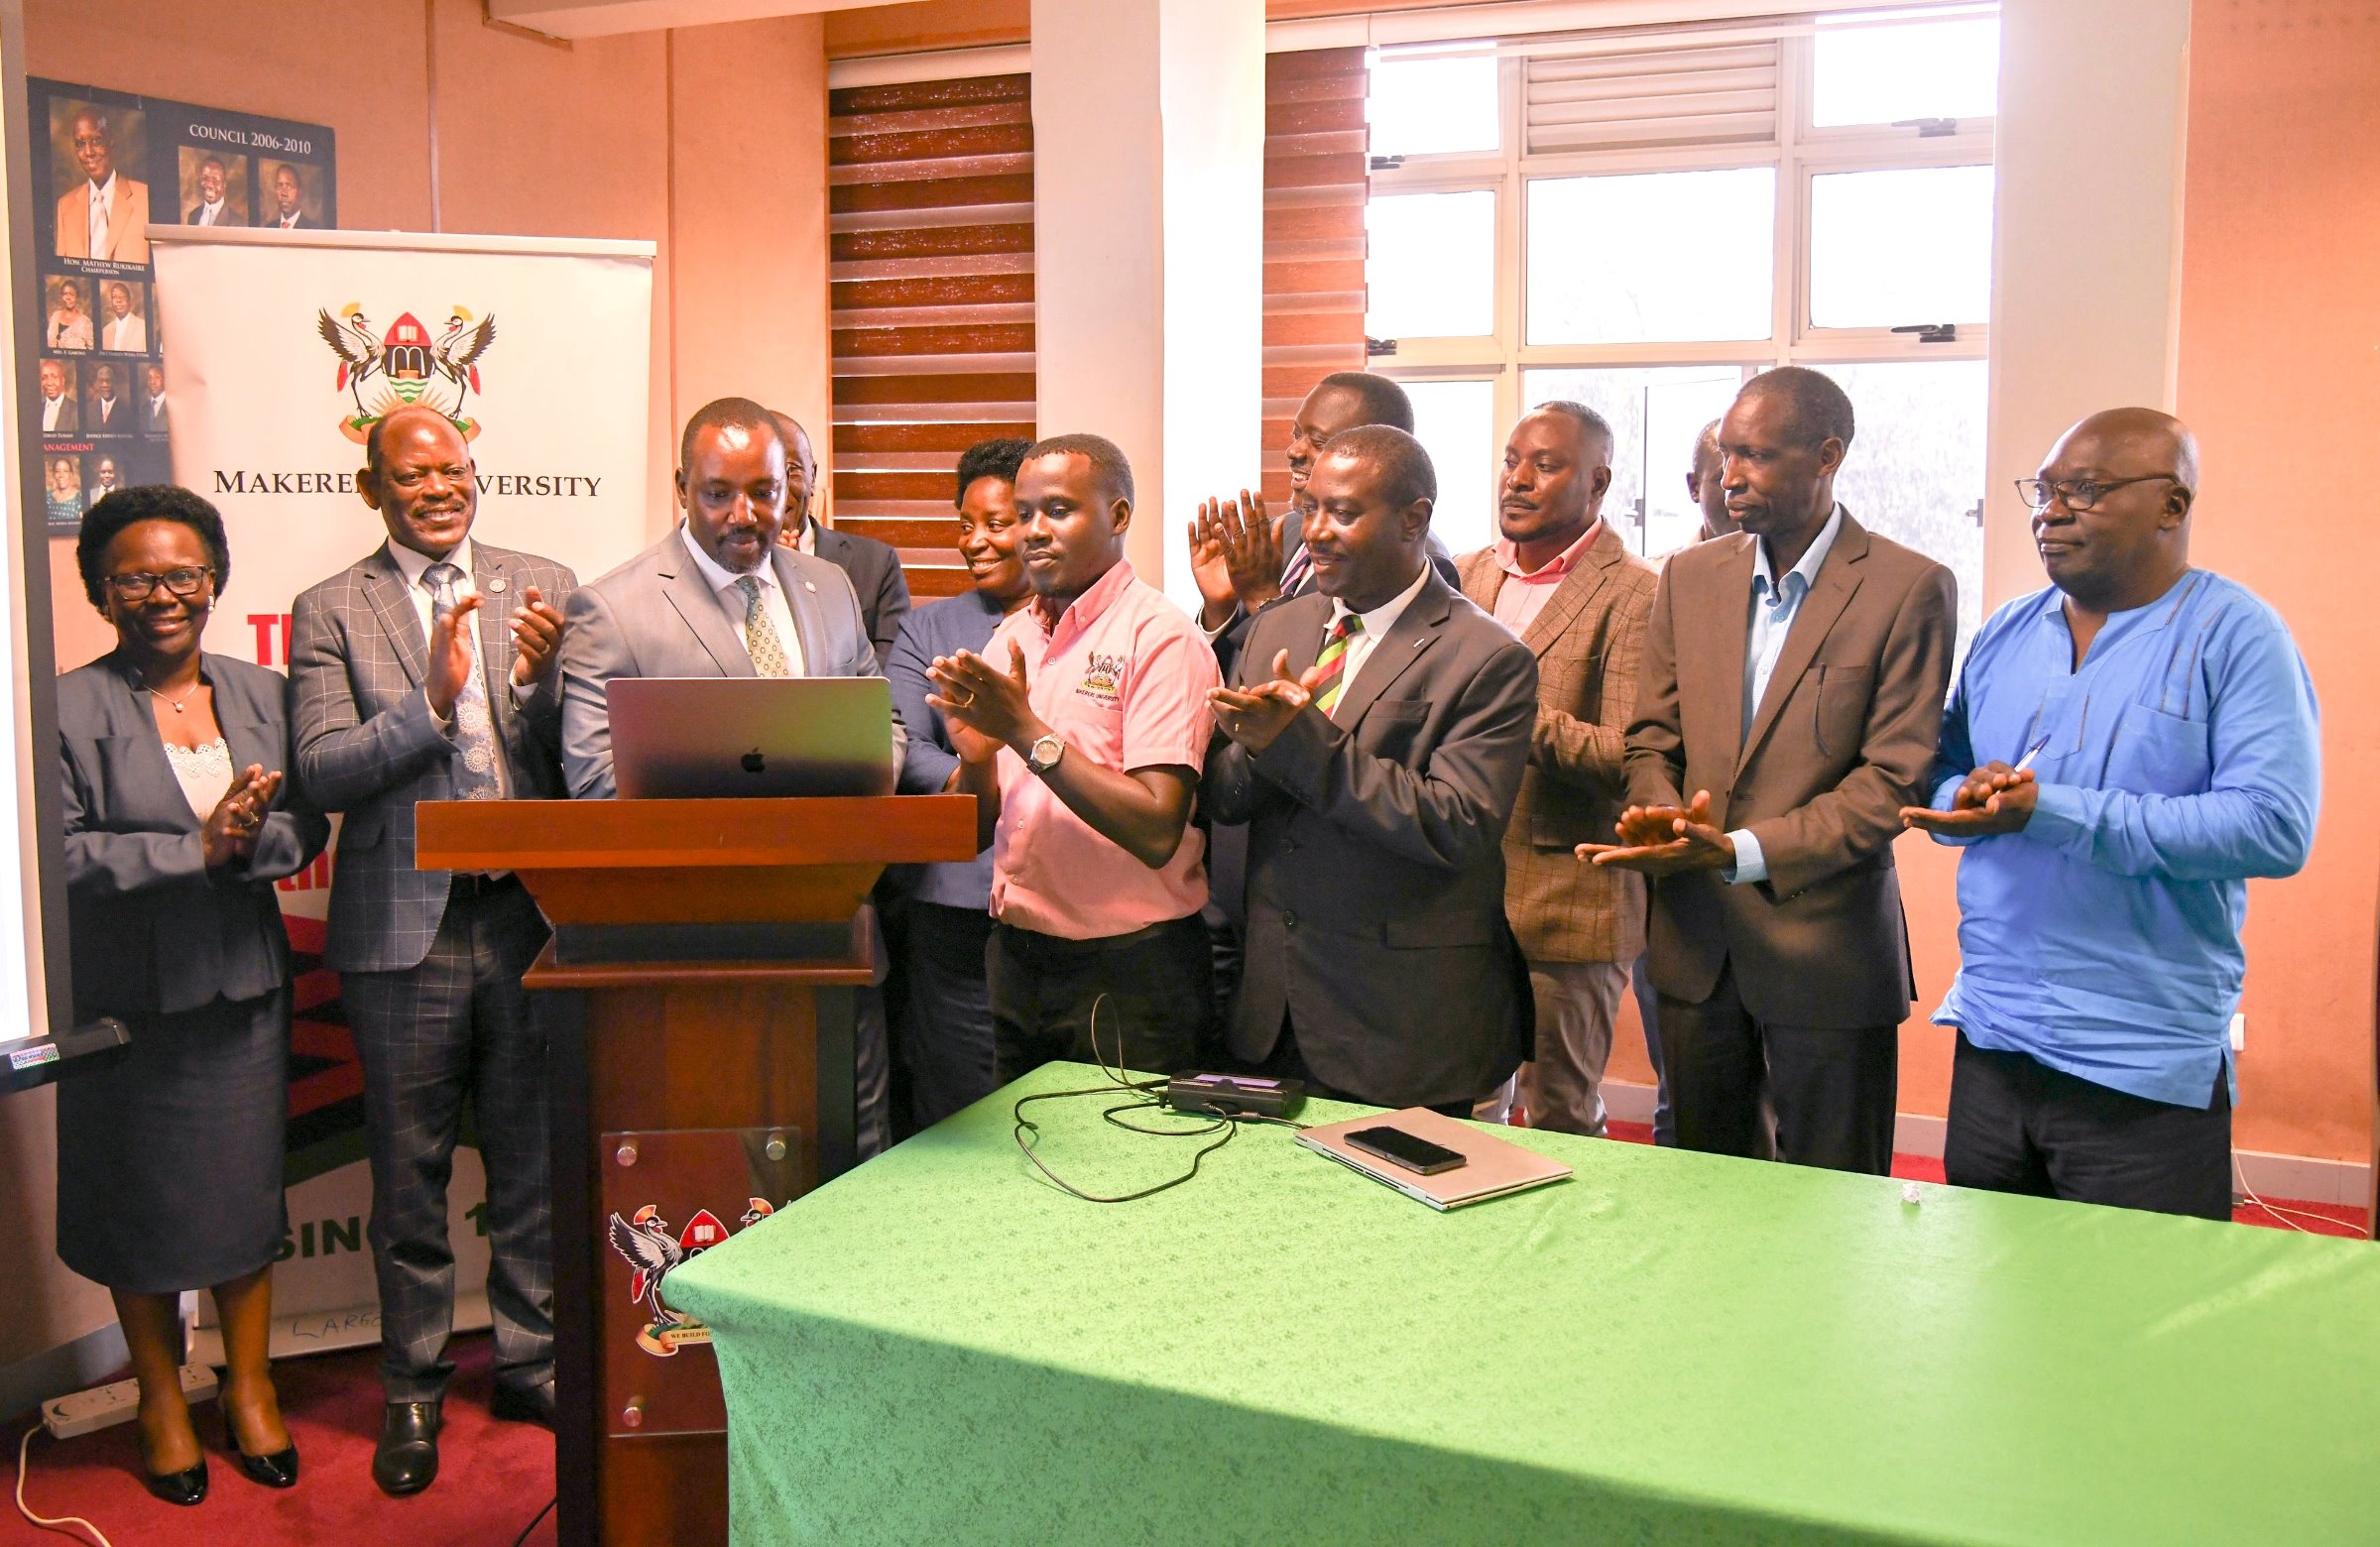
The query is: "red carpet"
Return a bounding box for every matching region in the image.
[13,1141,2364,1546]
[7,1334,554,1547]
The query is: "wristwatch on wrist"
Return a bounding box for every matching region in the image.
[1024,732,1066,776]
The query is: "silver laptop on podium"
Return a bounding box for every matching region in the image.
[606,677,896,799]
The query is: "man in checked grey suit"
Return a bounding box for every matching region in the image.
[557,397,902,1150]
[290,404,575,1497]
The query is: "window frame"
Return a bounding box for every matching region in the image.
[1366,10,1996,552]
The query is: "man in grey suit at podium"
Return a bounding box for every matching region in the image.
[557,396,903,1151]
[290,404,575,1497]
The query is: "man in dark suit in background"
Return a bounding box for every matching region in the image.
[1204,426,1537,1113]
[1189,371,1459,673]
[1586,368,1956,1174]
[291,404,575,1495]
[772,410,909,666]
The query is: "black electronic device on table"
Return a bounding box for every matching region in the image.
[1345,1124,1468,1175]
[1162,1071,1305,1119]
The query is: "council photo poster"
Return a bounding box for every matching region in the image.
[19,79,432,1358]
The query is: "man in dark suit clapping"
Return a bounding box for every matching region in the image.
[1583,368,1956,1175]
[1204,426,1537,1114]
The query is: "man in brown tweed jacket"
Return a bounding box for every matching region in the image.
[1458,403,1657,1135]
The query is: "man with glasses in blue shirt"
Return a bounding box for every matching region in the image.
[1903,408,2319,1220]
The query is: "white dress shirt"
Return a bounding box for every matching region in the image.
[679,526,807,677]
[1726,504,1845,887]
[275,208,300,229]
[194,197,226,226]
[89,396,121,428]
[1321,560,1431,710]
[85,172,115,255]
[103,314,146,351]
[41,394,67,431]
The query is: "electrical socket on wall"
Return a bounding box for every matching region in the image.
[42,1364,216,1440]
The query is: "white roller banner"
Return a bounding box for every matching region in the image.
[148,227,654,1359]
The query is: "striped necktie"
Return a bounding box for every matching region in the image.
[1279,543,1314,598]
[1310,612,1363,719]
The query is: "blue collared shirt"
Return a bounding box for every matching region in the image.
[1726,506,1844,886]
[885,587,1011,909]
[1924,570,2319,1107]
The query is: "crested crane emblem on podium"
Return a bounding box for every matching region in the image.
[316,302,499,445]
[605,1198,776,1357]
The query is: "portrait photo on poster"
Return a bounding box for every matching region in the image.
[137,357,170,434]
[95,276,150,352]
[257,157,327,230]
[40,272,93,351]
[78,358,132,435]
[48,95,151,265]
[179,145,250,227]
[35,355,79,433]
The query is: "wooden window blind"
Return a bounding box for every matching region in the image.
[1259,46,1370,508]
[827,73,1036,600]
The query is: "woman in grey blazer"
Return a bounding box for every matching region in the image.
[58,487,327,1504]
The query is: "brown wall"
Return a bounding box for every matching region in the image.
[6,0,831,1375]
[2168,0,2380,1161]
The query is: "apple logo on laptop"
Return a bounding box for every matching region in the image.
[740,749,766,774]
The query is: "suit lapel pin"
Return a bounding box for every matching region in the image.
[486,577,508,595]
[802,580,817,592]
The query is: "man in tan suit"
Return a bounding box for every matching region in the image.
[1459,403,1656,1136]
[55,108,151,263]
[1585,368,1955,1173]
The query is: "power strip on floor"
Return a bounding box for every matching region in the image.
[41,1364,217,1440]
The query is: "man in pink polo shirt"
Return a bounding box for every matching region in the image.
[1455,402,1657,1136]
[928,433,1221,1081]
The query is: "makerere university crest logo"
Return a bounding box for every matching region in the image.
[315,302,498,443]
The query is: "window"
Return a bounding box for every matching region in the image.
[1808,165,1994,328]
[1368,48,1500,158]
[1526,169,1776,345]
[1367,7,1998,642]
[1524,365,1747,557]
[1403,379,1499,555]
[1366,190,1496,339]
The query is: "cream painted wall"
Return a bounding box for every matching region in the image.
[1031,0,1265,593]
[4,0,831,1380]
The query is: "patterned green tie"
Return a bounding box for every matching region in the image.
[735,574,793,678]
[1311,612,1363,718]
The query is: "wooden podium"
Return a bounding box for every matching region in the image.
[416,795,977,1546]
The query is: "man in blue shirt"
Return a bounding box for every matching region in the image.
[1903,408,2319,1220]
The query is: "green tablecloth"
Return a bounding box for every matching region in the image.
[666,1062,2380,1545]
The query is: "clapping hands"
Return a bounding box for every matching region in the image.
[1576,789,1737,876]
[201,764,280,869]
[1901,763,2037,836]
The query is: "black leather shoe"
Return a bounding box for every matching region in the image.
[490,1379,556,1426]
[142,1456,208,1506]
[371,1400,441,1497]
[223,1409,299,1488]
